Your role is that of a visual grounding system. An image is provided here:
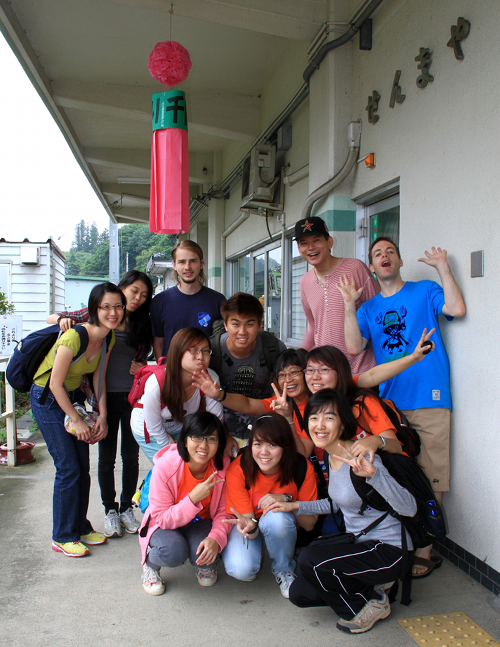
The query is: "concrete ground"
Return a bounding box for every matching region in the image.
[1,431,499,647]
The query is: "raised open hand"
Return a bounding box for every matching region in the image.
[191,370,220,400]
[336,274,364,305]
[418,246,448,269]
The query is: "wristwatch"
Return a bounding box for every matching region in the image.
[216,388,227,402]
[379,436,387,450]
[283,493,293,503]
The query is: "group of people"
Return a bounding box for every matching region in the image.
[29,217,465,634]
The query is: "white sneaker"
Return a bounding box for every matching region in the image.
[142,564,165,596]
[196,566,218,587]
[104,510,123,538]
[119,507,140,534]
[337,593,391,634]
[275,571,296,598]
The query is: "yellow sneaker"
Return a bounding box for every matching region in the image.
[80,532,108,546]
[52,541,90,557]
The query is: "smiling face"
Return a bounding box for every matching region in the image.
[186,429,219,468]
[308,404,343,452]
[297,234,333,267]
[121,280,150,314]
[251,437,283,477]
[304,359,338,394]
[277,364,308,401]
[180,338,211,375]
[224,313,261,357]
[97,292,125,329]
[173,248,204,286]
[369,240,403,280]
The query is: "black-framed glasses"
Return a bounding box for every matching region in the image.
[187,347,212,357]
[188,435,219,445]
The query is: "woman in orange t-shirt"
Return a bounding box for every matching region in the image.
[222,413,318,599]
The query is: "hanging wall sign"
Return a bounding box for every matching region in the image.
[0,315,23,358]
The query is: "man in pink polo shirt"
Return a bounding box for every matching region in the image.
[297,216,379,374]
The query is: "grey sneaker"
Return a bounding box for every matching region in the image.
[196,567,218,587]
[119,507,140,534]
[337,593,391,634]
[104,510,123,538]
[275,571,296,598]
[142,564,165,596]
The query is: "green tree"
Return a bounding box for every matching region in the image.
[65,249,92,275]
[89,222,99,249]
[0,292,15,315]
[80,240,109,277]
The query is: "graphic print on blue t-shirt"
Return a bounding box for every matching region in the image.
[198,312,212,327]
[376,307,413,357]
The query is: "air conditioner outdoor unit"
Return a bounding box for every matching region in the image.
[241,144,276,207]
[20,246,40,265]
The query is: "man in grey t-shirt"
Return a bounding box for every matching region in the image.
[210,293,286,440]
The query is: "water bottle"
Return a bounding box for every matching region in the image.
[425,499,446,539]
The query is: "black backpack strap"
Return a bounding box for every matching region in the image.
[292,453,308,491]
[258,331,281,372]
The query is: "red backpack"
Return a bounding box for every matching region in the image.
[128,357,205,443]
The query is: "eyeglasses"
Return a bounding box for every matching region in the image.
[188,435,219,445]
[277,369,302,381]
[303,367,335,376]
[98,304,126,311]
[187,347,212,357]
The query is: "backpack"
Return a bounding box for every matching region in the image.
[6,324,111,405]
[356,396,421,458]
[128,357,206,444]
[208,319,282,379]
[324,448,447,605]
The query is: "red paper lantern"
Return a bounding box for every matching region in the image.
[148,41,192,87]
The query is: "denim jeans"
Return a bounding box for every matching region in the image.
[222,511,297,580]
[30,384,93,543]
[98,393,139,513]
[132,429,165,465]
[146,519,218,569]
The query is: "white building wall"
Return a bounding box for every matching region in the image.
[347,0,500,570]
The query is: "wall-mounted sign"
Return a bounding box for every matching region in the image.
[415,48,433,89]
[0,315,23,358]
[366,90,381,124]
[447,18,471,61]
[389,70,406,108]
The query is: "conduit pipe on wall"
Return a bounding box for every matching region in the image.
[301,122,361,221]
[303,0,385,85]
[283,164,309,186]
[220,212,250,296]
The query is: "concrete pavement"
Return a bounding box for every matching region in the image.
[1,431,499,647]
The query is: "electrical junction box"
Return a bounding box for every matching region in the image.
[20,246,40,265]
[241,144,276,206]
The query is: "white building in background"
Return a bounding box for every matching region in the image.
[0,239,65,335]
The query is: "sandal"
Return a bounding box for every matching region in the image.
[412,555,443,579]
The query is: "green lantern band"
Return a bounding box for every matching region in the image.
[152,90,188,132]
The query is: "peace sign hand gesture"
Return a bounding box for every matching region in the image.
[223,508,259,538]
[332,443,377,479]
[189,471,225,505]
[270,383,293,423]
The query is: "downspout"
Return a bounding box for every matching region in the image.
[220,213,250,296]
[303,0,386,84]
[301,122,362,221]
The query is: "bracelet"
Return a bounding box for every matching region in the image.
[289,421,295,426]
[57,314,66,324]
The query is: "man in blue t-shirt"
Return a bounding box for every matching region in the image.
[151,240,226,358]
[338,237,465,576]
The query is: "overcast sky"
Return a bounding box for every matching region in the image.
[0,34,111,252]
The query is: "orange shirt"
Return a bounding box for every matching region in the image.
[225,455,317,519]
[260,397,309,440]
[176,463,213,520]
[352,375,397,440]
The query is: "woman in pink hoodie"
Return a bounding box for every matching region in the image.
[138,411,232,595]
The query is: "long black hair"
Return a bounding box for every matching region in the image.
[117,270,153,351]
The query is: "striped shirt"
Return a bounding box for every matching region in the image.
[300,257,379,374]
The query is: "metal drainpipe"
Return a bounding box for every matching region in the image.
[301,122,362,221]
[303,0,386,85]
[220,213,250,296]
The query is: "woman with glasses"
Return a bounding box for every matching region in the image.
[48,270,154,539]
[222,412,318,598]
[31,283,123,557]
[139,411,231,595]
[131,327,226,464]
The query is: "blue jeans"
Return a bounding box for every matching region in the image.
[222,511,297,580]
[132,430,166,465]
[146,519,218,569]
[30,384,93,543]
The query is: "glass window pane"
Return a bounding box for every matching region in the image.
[289,241,307,340]
[370,206,400,247]
[238,254,250,293]
[268,247,281,336]
[254,254,265,301]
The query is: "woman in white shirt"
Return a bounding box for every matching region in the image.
[131,327,225,463]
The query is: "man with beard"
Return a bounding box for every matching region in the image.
[151,240,226,359]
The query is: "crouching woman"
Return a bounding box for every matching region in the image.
[270,389,417,634]
[138,411,231,595]
[222,413,318,598]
